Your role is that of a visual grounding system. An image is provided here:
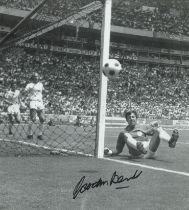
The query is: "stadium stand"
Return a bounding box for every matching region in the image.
[1,0,189,36]
[0,47,189,120]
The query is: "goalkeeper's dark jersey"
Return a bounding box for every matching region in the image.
[124,124,154,156]
[124,124,154,141]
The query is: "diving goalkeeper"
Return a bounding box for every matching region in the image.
[104,110,179,159]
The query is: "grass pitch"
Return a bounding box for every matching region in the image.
[0,125,188,210]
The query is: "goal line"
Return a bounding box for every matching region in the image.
[0,138,94,157]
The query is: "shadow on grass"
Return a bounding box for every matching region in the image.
[79,170,99,174]
[118,155,173,164]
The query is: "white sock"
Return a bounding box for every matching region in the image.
[157,127,170,142]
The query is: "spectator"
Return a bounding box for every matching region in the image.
[0,47,189,120]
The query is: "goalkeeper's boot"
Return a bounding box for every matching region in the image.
[168,129,179,148]
[37,135,44,140]
[136,142,147,154]
[104,147,112,155]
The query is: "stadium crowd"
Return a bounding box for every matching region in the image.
[0,48,99,116]
[111,0,189,36]
[1,0,189,36]
[0,0,40,11]
[107,62,189,120]
[0,47,189,120]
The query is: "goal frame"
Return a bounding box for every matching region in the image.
[96,0,112,158]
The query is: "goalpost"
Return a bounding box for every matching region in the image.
[96,0,112,158]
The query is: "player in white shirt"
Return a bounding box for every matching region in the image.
[5,82,21,135]
[24,73,45,140]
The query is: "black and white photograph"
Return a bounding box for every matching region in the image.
[0,0,189,209]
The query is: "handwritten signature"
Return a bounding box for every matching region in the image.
[73,170,142,199]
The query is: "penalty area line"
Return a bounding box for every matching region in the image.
[103,157,189,177]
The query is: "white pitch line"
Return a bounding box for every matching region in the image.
[106,127,189,131]
[103,157,189,177]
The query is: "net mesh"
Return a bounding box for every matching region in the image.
[0,0,104,156]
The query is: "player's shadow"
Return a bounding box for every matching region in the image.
[118,155,173,163]
[147,158,173,164]
[79,170,99,174]
[118,155,143,162]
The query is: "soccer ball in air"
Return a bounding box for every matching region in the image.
[102,59,122,79]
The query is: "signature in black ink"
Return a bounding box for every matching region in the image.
[73,170,142,199]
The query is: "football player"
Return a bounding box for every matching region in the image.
[23,73,46,140]
[104,110,179,159]
[5,82,21,135]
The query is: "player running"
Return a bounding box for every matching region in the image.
[4,82,21,135]
[23,73,45,140]
[104,110,179,159]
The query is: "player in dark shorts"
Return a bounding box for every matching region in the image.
[104,110,179,159]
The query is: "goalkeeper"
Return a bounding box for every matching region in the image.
[104,110,179,159]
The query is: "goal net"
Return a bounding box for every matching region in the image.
[0,0,105,157]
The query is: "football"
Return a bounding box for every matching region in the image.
[104,147,113,155]
[102,59,122,79]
